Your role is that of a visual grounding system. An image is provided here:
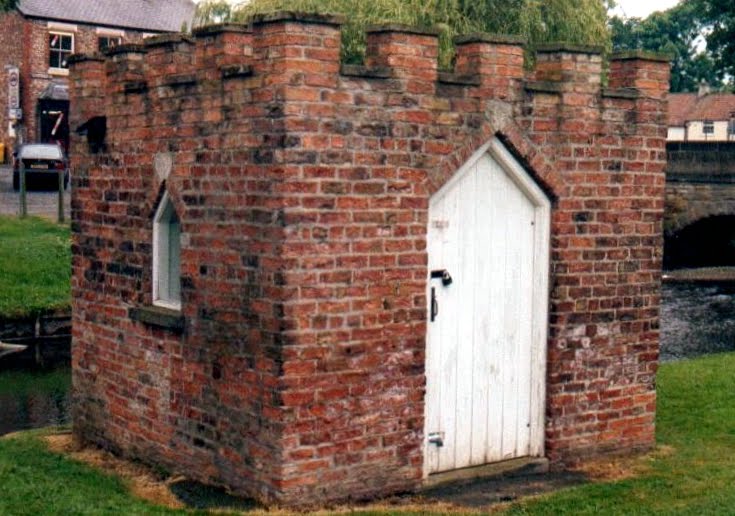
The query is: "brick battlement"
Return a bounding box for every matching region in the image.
[69,12,669,507]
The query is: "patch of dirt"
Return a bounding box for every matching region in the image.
[571,456,646,481]
[571,445,673,482]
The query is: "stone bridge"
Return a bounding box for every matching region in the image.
[665,142,735,268]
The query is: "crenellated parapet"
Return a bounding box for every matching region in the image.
[68,14,668,149]
[68,11,670,508]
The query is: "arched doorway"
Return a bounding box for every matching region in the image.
[424,138,550,477]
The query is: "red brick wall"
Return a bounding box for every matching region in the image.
[0,11,24,158]
[0,12,154,152]
[68,14,669,507]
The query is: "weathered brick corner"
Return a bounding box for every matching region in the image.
[69,12,669,507]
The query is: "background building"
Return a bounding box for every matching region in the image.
[0,0,195,160]
[668,86,735,142]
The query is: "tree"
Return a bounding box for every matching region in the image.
[0,0,17,12]
[610,2,725,92]
[194,0,234,27]
[694,0,735,81]
[232,0,611,67]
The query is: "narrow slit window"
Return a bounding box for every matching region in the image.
[153,193,181,310]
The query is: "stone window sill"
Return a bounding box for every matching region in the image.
[129,305,185,332]
[48,68,69,77]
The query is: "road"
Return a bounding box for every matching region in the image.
[0,165,71,221]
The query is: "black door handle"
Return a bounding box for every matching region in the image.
[431,269,453,286]
[430,287,439,322]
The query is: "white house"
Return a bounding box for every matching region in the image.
[668,88,735,142]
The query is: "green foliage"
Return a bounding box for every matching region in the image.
[611,1,733,92]
[0,0,17,12]
[0,216,71,318]
[234,0,469,67]
[516,0,611,51]
[232,0,611,67]
[694,0,735,84]
[193,0,233,27]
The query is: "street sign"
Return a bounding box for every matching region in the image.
[7,66,20,115]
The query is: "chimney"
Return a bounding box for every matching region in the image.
[698,80,711,97]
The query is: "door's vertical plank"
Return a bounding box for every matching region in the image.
[454,164,477,468]
[530,204,551,457]
[485,156,506,463]
[497,163,514,459]
[437,175,461,472]
[424,193,444,475]
[470,159,492,465]
[515,198,536,455]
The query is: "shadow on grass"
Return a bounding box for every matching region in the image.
[420,471,589,508]
[169,479,260,511]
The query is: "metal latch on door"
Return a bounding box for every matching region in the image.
[430,269,453,286]
[429,269,452,322]
[427,431,444,447]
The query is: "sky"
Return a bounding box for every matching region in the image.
[610,0,681,19]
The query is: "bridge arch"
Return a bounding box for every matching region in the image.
[664,214,735,269]
[664,142,735,268]
[664,183,735,236]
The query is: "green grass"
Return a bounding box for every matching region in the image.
[0,215,71,318]
[0,432,183,516]
[505,352,735,515]
[3,354,735,514]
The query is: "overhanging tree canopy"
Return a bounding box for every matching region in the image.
[610,2,724,92]
[195,0,611,67]
[694,0,735,81]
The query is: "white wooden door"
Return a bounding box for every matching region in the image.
[424,138,550,476]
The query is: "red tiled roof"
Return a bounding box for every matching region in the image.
[668,92,735,126]
[688,94,735,122]
[668,93,697,126]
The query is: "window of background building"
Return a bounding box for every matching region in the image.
[49,32,73,69]
[703,120,714,135]
[98,36,122,51]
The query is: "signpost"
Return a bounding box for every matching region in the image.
[7,66,20,119]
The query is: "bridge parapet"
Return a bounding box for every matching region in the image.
[667,142,735,183]
[665,142,735,234]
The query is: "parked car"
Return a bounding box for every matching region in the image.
[12,143,69,191]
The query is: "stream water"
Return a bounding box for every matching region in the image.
[0,367,72,436]
[0,282,733,435]
[660,281,735,362]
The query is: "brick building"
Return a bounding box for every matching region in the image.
[0,0,195,159]
[68,14,669,508]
